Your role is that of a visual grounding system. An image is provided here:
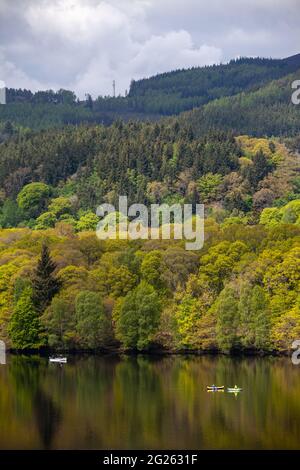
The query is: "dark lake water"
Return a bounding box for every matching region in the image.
[0,354,299,449]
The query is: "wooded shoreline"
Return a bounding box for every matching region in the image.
[6,346,290,357]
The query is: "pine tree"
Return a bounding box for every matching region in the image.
[32,244,61,313]
[85,94,93,110]
[3,121,14,137]
[248,150,273,189]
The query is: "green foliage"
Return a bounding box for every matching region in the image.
[13,277,31,304]
[216,286,239,353]
[78,233,104,267]
[247,150,274,190]
[76,212,99,232]
[0,119,288,229]
[183,69,300,138]
[251,286,270,350]
[175,296,198,348]
[48,197,72,217]
[8,287,44,349]
[141,251,163,288]
[260,200,300,227]
[175,293,214,350]
[292,177,300,194]
[17,183,50,219]
[75,291,111,349]
[0,50,299,360]
[127,56,300,116]
[32,244,61,313]
[2,56,300,129]
[0,124,243,209]
[0,199,24,228]
[106,265,138,298]
[114,281,161,351]
[2,121,14,137]
[238,283,256,348]
[42,296,75,348]
[35,212,57,230]
[260,207,282,227]
[0,217,298,353]
[197,173,223,203]
[281,200,300,224]
[161,248,199,291]
[272,296,300,351]
[199,241,248,293]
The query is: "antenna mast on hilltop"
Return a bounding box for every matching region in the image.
[113,80,116,98]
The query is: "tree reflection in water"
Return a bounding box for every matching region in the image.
[0,355,300,449]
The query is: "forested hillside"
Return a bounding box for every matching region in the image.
[0,116,299,353]
[127,55,300,114]
[1,120,298,229]
[0,53,299,355]
[1,206,299,353]
[1,54,300,131]
[181,70,300,137]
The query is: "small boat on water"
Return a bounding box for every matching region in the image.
[228,385,242,393]
[49,357,67,364]
[207,385,224,391]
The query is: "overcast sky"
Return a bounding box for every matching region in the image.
[0,0,299,97]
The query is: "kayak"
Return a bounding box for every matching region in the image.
[227,386,242,393]
[207,385,224,391]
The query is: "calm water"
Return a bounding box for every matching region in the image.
[0,354,299,449]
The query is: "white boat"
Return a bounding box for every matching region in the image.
[49,357,67,364]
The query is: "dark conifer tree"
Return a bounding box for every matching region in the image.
[3,121,14,137]
[32,244,61,313]
[248,150,274,189]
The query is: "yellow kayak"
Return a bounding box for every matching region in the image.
[228,385,242,393]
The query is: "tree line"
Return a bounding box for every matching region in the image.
[1,214,299,353]
[1,55,300,131]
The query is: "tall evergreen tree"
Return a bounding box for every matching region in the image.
[248,150,274,189]
[3,121,14,137]
[32,244,61,313]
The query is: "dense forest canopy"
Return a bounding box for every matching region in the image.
[0,53,299,354]
[0,119,299,354]
[127,55,300,113]
[1,120,296,225]
[1,207,299,353]
[180,70,300,137]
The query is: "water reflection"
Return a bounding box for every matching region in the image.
[0,355,299,449]
[34,391,61,449]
